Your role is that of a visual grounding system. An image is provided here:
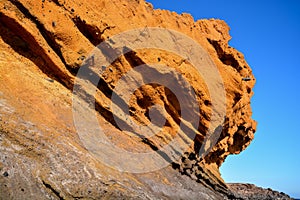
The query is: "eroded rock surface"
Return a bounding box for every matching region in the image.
[0,0,288,199]
[228,184,292,200]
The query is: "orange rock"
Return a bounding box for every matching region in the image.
[0,0,258,199]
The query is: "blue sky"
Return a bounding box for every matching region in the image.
[146,0,300,198]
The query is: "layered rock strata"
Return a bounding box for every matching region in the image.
[0,0,268,199]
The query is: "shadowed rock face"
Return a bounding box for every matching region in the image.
[0,0,289,199]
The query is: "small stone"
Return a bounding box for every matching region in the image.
[52,21,56,27]
[3,171,9,177]
[194,169,201,175]
[183,159,192,169]
[77,49,86,54]
[79,55,85,60]
[192,165,198,171]
[46,78,54,83]
[190,173,198,181]
[185,168,191,175]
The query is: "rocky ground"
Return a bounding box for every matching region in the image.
[0,0,293,199]
[228,183,292,200]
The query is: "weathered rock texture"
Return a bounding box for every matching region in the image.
[0,0,290,199]
[228,184,292,200]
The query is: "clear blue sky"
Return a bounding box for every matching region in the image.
[146,0,300,198]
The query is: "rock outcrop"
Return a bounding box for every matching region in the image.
[228,184,292,200]
[0,0,290,199]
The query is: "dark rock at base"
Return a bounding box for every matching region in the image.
[228,183,293,200]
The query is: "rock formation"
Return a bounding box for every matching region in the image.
[228,184,292,200]
[0,0,291,199]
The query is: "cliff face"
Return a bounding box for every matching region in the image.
[0,0,259,199]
